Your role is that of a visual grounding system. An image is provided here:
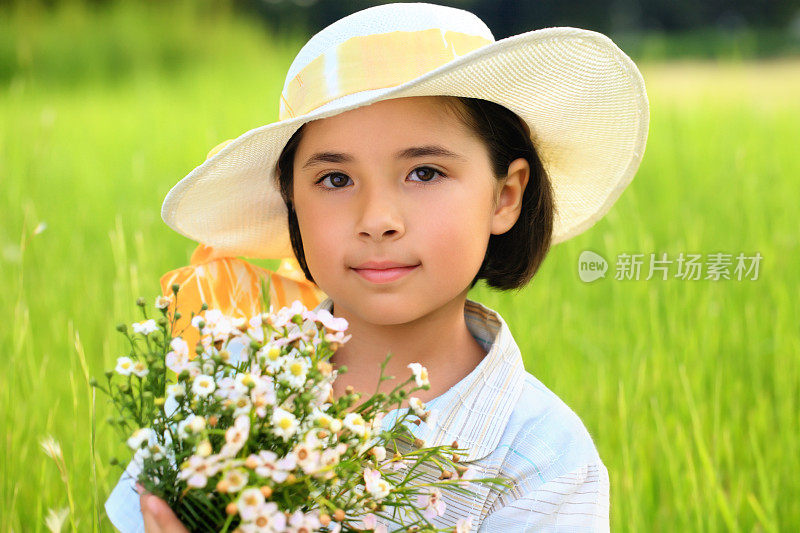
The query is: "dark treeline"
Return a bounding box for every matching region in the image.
[234,0,800,38]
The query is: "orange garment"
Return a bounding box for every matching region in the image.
[157,139,326,350]
[159,244,326,351]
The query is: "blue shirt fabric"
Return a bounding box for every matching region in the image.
[105,298,609,532]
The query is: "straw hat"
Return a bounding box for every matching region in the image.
[161,2,649,259]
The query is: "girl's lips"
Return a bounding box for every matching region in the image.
[352,264,419,283]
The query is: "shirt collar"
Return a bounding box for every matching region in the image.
[313,297,526,462]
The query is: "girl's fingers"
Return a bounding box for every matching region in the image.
[140,492,162,533]
[137,484,189,533]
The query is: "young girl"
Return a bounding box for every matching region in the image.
[106,2,649,531]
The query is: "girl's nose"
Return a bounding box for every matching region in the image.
[355,185,405,242]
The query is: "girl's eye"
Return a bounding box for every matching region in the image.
[316,172,352,189]
[315,166,446,190]
[408,166,446,183]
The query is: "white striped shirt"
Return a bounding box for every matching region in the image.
[105,298,609,532]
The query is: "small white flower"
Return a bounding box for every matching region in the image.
[154,295,172,310]
[293,442,322,475]
[127,428,155,450]
[323,330,352,348]
[288,509,322,532]
[278,355,309,388]
[132,360,149,378]
[371,445,386,462]
[457,465,479,488]
[271,407,299,441]
[407,362,430,388]
[418,487,446,519]
[221,415,250,457]
[272,300,308,328]
[166,383,185,399]
[246,315,265,343]
[363,468,391,499]
[115,356,134,376]
[343,412,366,437]
[177,414,205,440]
[220,467,249,493]
[165,337,190,373]
[312,309,349,332]
[178,454,223,488]
[243,501,287,531]
[455,516,474,533]
[237,487,265,521]
[192,375,216,397]
[229,394,253,418]
[360,513,388,533]
[408,397,427,417]
[132,319,158,336]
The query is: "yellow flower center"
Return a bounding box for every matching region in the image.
[268,348,280,361]
[279,417,292,429]
[290,362,304,376]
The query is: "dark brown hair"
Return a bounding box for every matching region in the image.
[274,96,554,291]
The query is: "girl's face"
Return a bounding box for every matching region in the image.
[292,96,514,325]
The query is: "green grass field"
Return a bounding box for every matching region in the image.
[2,2,799,531]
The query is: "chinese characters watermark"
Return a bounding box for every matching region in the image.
[578,250,762,283]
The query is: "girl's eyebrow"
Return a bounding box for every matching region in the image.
[300,144,467,170]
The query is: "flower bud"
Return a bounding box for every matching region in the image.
[116,323,127,333]
[439,470,453,480]
[197,440,212,457]
[216,479,230,493]
[171,283,181,294]
[260,485,273,498]
[104,370,113,379]
[319,514,331,526]
[154,397,165,407]
[109,457,119,466]
[333,509,345,522]
[89,378,99,388]
[225,502,238,516]
[208,415,218,427]
[136,297,146,307]
[414,437,425,448]
[201,303,208,311]
[157,317,167,327]
[174,312,182,320]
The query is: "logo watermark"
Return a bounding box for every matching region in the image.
[578,251,762,282]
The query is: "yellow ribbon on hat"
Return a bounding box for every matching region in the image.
[280,28,492,120]
[159,140,327,352]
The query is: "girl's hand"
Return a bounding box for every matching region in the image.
[136,483,190,533]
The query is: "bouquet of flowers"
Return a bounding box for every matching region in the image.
[94,281,509,532]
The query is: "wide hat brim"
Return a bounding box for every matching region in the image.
[161,26,649,259]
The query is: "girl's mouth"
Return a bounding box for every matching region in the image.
[352,265,420,284]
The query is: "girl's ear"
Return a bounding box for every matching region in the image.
[490,157,530,235]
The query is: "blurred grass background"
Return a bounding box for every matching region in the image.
[1,0,799,531]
